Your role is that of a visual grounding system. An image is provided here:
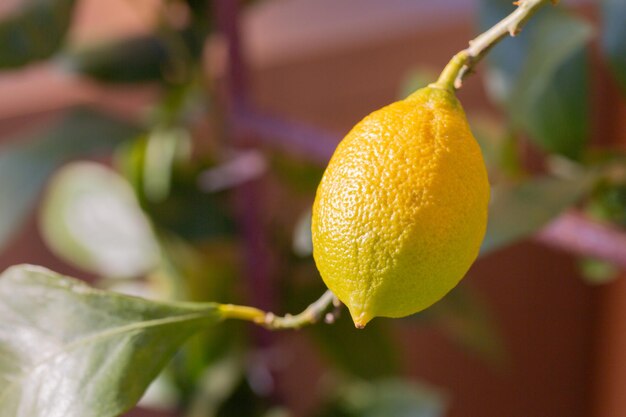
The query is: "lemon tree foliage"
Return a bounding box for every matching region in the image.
[0,0,77,68]
[0,109,141,252]
[62,35,180,84]
[479,0,592,159]
[481,173,597,255]
[312,86,489,327]
[310,314,402,379]
[39,162,161,278]
[316,379,446,417]
[601,0,626,94]
[0,265,219,417]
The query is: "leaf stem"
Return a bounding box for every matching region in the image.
[433,0,555,90]
[218,290,339,330]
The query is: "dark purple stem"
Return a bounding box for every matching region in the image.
[215,0,276,341]
[231,105,337,164]
[215,0,248,107]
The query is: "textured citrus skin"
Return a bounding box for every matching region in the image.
[311,86,490,327]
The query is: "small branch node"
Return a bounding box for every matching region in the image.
[332,296,341,308]
[508,25,521,37]
[264,312,276,325]
[433,0,551,90]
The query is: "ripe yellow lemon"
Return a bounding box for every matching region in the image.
[311,85,490,328]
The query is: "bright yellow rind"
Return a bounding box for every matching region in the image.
[311,86,490,327]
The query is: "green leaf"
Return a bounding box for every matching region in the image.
[0,0,77,68]
[481,173,596,255]
[140,128,191,203]
[479,2,592,159]
[578,258,619,285]
[0,108,141,252]
[186,354,245,417]
[425,286,506,365]
[309,314,400,379]
[39,162,161,278]
[293,208,313,257]
[470,116,522,181]
[270,153,324,194]
[316,379,446,417]
[399,68,437,99]
[0,264,219,417]
[478,0,527,102]
[59,29,205,84]
[601,0,626,94]
[60,35,175,84]
[509,12,592,159]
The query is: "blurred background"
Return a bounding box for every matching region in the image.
[1,0,626,416]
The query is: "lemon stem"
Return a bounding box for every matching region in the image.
[218,290,339,330]
[434,0,556,91]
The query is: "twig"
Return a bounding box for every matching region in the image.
[433,0,554,90]
[218,290,338,330]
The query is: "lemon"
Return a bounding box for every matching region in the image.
[311,85,489,328]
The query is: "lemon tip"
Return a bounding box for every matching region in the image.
[351,310,372,329]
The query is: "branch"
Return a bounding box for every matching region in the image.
[433,0,555,90]
[218,290,340,330]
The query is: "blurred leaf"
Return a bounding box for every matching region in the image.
[578,258,619,285]
[317,379,446,417]
[213,376,274,417]
[57,23,207,85]
[39,162,160,278]
[478,0,527,102]
[60,29,205,84]
[61,35,172,83]
[150,79,210,126]
[293,207,313,257]
[310,313,400,379]
[0,108,141,252]
[471,115,522,181]
[0,0,77,68]
[142,128,192,203]
[151,238,246,401]
[116,140,236,242]
[261,408,293,417]
[601,0,626,94]
[138,371,180,411]
[578,178,626,284]
[152,166,236,241]
[154,237,240,302]
[0,264,219,417]
[425,286,506,365]
[399,68,437,99]
[481,173,596,255]
[186,354,245,417]
[270,153,324,194]
[586,177,626,228]
[479,2,592,159]
[510,17,591,159]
